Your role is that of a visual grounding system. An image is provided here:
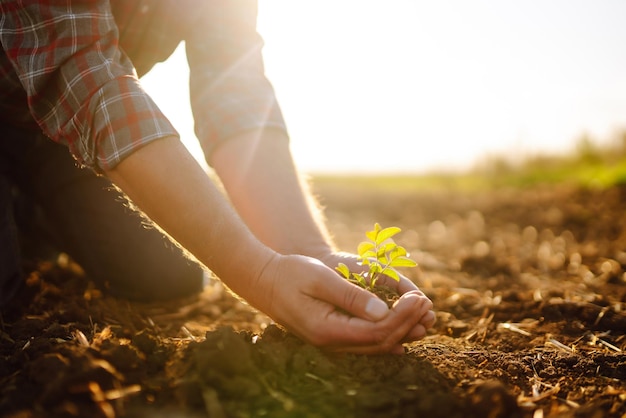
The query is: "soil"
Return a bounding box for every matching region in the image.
[2,181,626,418]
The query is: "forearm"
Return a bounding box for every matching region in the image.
[102,135,433,354]
[208,129,334,258]
[105,136,275,296]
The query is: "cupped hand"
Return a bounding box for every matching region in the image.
[244,254,434,354]
[318,251,436,331]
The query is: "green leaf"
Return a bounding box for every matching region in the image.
[335,263,351,279]
[365,223,382,242]
[381,242,397,254]
[389,256,418,268]
[376,247,389,264]
[352,273,368,288]
[369,264,383,275]
[375,226,401,245]
[381,267,400,282]
[389,245,407,260]
[369,277,378,289]
[360,250,377,261]
[357,241,375,257]
[359,257,371,266]
[337,223,414,290]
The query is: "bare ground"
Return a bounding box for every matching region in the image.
[1,181,626,418]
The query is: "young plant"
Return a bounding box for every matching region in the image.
[335,223,417,291]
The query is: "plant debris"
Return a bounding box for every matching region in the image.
[2,183,626,417]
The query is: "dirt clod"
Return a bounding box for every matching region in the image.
[2,183,626,417]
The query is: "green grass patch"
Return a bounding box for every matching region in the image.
[311,136,626,192]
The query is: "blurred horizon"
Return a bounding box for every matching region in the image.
[142,0,626,175]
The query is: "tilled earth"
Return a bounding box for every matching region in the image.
[1,181,626,418]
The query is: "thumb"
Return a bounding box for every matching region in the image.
[318,273,389,321]
[362,294,390,321]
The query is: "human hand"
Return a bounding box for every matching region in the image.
[318,251,436,332]
[244,253,434,354]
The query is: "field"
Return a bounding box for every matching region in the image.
[1,176,626,417]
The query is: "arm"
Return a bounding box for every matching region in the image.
[209,128,436,333]
[181,0,438,344]
[106,136,431,353]
[0,1,412,352]
[0,1,176,170]
[1,1,433,351]
[209,128,333,258]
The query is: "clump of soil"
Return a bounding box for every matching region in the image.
[371,284,400,308]
[2,182,626,417]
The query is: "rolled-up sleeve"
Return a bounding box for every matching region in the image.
[0,0,178,172]
[185,0,287,161]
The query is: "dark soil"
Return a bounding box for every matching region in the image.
[2,182,626,418]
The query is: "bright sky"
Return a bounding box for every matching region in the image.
[141,0,626,174]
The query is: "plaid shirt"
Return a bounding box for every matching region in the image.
[0,0,286,172]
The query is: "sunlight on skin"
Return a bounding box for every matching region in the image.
[141,0,626,174]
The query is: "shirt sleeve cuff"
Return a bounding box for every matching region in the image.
[189,74,288,164]
[65,75,179,172]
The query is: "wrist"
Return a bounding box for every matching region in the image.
[215,234,278,298]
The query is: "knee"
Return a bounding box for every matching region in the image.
[97,259,205,302]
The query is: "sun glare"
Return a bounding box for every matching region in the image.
[142,1,626,174]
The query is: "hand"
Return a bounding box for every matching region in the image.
[244,254,434,354]
[318,251,436,333]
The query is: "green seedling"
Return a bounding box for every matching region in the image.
[335,223,417,291]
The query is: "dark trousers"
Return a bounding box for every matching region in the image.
[0,126,203,306]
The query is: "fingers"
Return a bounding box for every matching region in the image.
[382,291,430,341]
[271,254,436,354]
[402,324,428,342]
[399,296,436,343]
[327,294,430,354]
[311,260,432,325]
[331,315,435,354]
[420,309,437,329]
[332,291,431,350]
[311,271,391,321]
